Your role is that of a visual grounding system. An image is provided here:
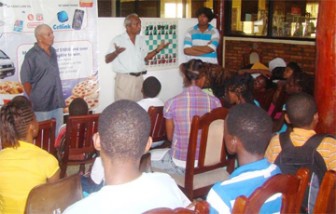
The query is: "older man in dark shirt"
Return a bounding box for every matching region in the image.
[21,24,65,134]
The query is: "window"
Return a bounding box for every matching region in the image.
[226,0,319,40]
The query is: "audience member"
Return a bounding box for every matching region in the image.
[151,59,221,175]
[64,100,190,213]
[183,7,219,64]
[253,74,276,111]
[137,76,164,111]
[0,98,60,213]
[265,92,336,212]
[105,13,169,101]
[207,104,281,213]
[55,97,89,148]
[266,92,336,170]
[225,73,259,107]
[20,24,65,135]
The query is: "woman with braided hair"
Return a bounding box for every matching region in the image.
[0,96,60,213]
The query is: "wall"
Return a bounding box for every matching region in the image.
[96,18,210,113]
[223,37,316,74]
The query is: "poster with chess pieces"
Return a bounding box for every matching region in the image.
[142,19,178,70]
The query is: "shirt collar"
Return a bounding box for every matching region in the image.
[230,158,270,178]
[194,24,214,31]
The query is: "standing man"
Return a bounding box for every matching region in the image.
[184,7,219,64]
[21,24,65,134]
[105,13,169,101]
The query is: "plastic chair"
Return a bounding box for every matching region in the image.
[232,168,310,214]
[25,174,82,214]
[34,118,57,157]
[60,114,99,178]
[143,200,209,214]
[152,107,235,200]
[313,170,336,214]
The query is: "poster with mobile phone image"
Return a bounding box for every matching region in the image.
[72,9,84,30]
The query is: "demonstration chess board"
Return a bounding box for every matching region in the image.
[142,20,178,69]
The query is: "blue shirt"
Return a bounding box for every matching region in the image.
[20,43,65,111]
[183,24,219,64]
[207,158,282,214]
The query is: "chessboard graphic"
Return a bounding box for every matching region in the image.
[142,20,178,69]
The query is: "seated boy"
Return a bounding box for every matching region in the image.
[64,100,190,213]
[207,104,281,213]
[265,92,336,212]
[265,92,336,171]
[137,76,164,111]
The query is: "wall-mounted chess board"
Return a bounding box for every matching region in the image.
[142,20,178,69]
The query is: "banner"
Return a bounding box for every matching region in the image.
[0,0,98,111]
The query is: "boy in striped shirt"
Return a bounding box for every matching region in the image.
[207,104,281,214]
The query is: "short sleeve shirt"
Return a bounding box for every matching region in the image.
[0,141,59,213]
[164,86,221,161]
[20,43,65,111]
[108,32,148,73]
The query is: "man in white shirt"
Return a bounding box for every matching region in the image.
[64,100,190,214]
[105,13,169,101]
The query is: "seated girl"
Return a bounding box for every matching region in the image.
[0,96,60,213]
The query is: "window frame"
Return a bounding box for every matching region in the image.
[224,0,317,41]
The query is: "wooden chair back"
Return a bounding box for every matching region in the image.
[34,119,56,157]
[143,200,209,214]
[232,168,310,214]
[148,106,167,142]
[25,174,82,214]
[183,107,235,199]
[313,170,336,214]
[60,114,99,177]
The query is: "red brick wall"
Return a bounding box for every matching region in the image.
[224,39,316,75]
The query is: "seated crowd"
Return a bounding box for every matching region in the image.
[0,57,335,214]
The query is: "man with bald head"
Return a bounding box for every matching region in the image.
[21,24,65,133]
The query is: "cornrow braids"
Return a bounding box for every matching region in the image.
[0,101,35,148]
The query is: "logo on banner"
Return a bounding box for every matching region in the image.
[57,11,69,23]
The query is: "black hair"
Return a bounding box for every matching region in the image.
[69,98,89,116]
[226,73,255,104]
[0,99,35,148]
[180,59,206,85]
[290,72,315,95]
[287,62,302,74]
[98,100,150,161]
[286,92,317,128]
[195,7,215,22]
[142,76,161,98]
[226,103,272,155]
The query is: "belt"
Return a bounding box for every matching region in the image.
[129,71,147,77]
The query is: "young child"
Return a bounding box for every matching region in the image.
[137,76,164,111]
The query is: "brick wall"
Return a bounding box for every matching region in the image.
[224,38,316,75]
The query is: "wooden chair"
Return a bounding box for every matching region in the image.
[25,174,82,214]
[148,106,170,148]
[153,107,235,200]
[143,200,209,214]
[148,106,167,142]
[60,114,99,178]
[232,168,310,214]
[313,170,336,214]
[34,118,57,157]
